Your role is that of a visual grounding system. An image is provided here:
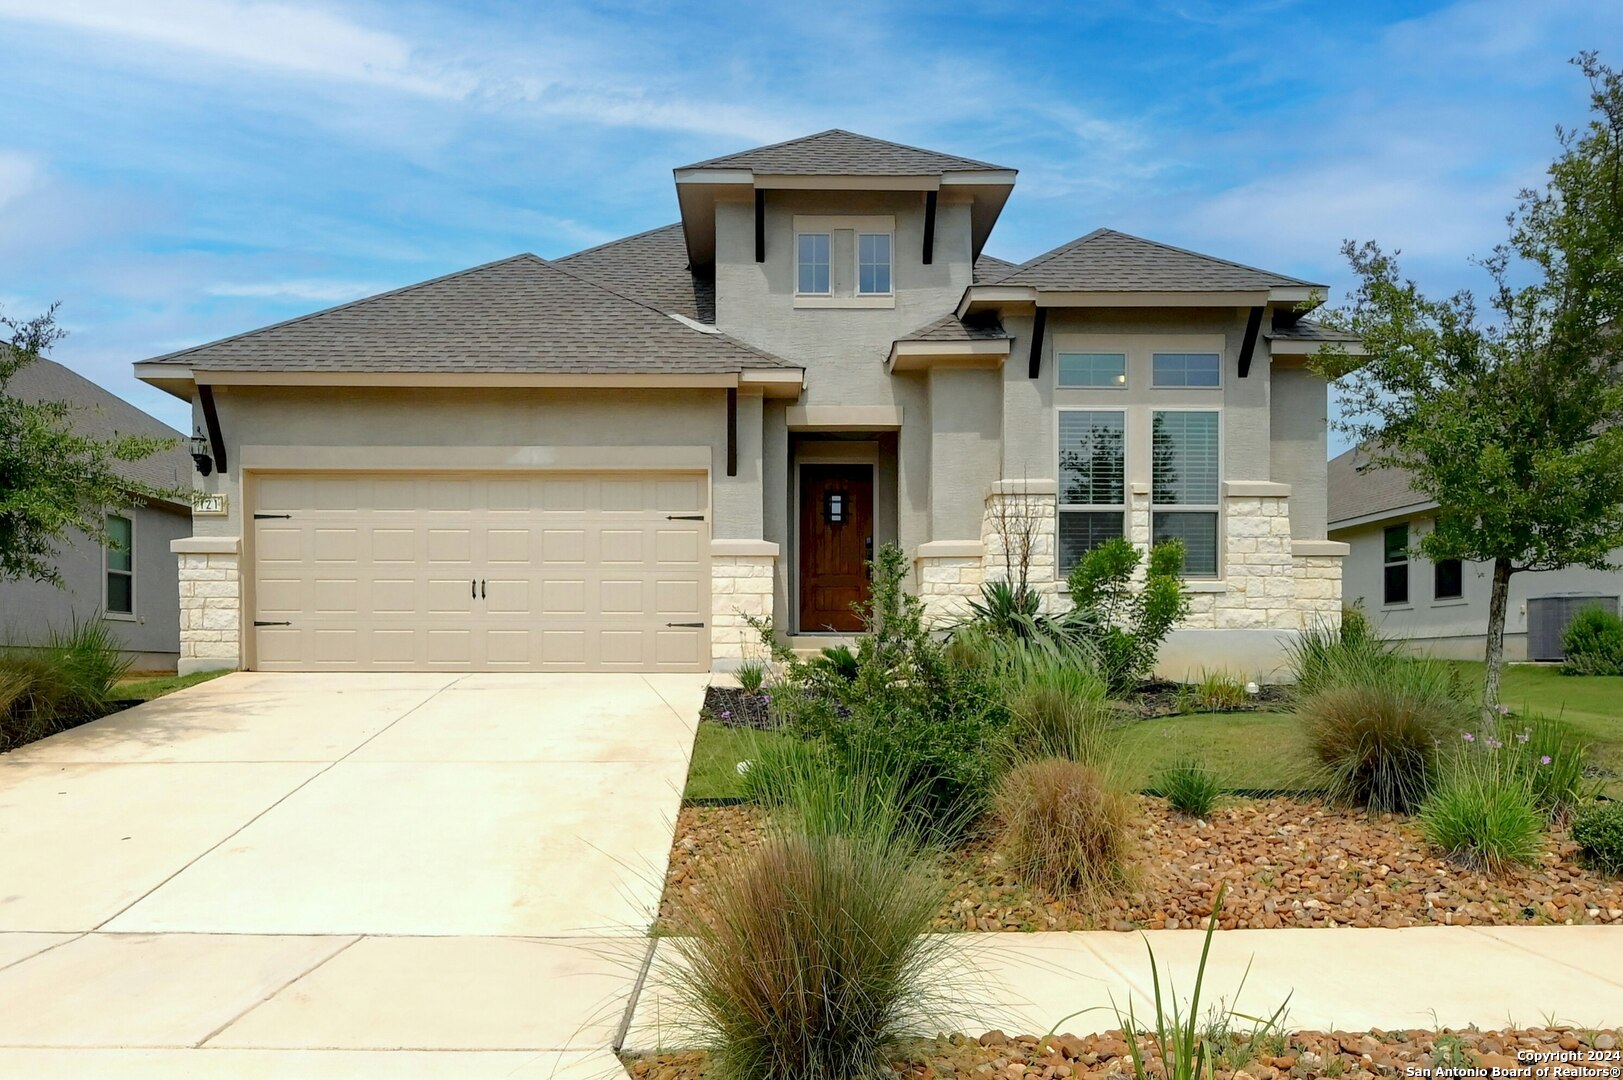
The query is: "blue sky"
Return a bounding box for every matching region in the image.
[2,0,1619,447]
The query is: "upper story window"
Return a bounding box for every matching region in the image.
[857,233,892,295]
[1151,410,1220,577]
[105,514,134,616]
[1383,523,1410,605]
[1057,352,1127,388]
[796,233,831,295]
[1057,410,1126,573]
[1153,352,1221,388]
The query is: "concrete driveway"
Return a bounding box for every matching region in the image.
[0,671,706,1078]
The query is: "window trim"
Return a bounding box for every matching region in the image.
[1383,523,1410,607]
[1056,351,1129,390]
[855,231,894,297]
[1151,351,1224,390]
[1149,407,1222,578]
[104,513,136,620]
[1055,407,1128,577]
[1433,556,1463,602]
[794,231,832,297]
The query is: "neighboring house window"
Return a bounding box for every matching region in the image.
[105,514,134,616]
[1151,411,1220,577]
[1057,352,1127,388]
[1434,557,1463,601]
[796,233,831,295]
[1153,352,1221,388]
[1057,410,1126,572]
[857,232,892,295]
[1383,524,1410,605]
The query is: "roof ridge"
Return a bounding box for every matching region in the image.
[1093,228,1318,287]
[142,253,547,365]
[1005,228,1110,277]
[553,221,685,264]
[680,128,1008,173]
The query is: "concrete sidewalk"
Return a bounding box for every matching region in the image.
[626,925,1623,1052]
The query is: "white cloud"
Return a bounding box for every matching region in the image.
[0,150,42,211]
[207,279,382,302]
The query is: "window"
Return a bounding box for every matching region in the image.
[1383,524,1410,605]
[1057,352,1127,388]
[1151,411,1220,577]
[1153,352,1221,388]
[1057,410,1126,572]
[857,232,892,295]
[1434,557,1463,601]
[796,233,830,295]
[105,514,134,616]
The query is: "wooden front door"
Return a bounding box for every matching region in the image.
[798,464,874,632]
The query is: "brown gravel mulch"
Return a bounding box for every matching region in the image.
[626,1026,1622,1080]
[661,798,1623,931]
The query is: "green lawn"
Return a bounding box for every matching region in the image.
[685,662,1623,802]
[117,669,232,702]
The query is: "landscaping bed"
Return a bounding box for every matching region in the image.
[662,799,1623,931]
[627,1026,1622,1080]
[1129,678,1290,719]
[700,684,775,730]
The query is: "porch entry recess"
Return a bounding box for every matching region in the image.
[798,463,874,633]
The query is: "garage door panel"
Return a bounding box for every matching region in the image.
[251,472,709,672]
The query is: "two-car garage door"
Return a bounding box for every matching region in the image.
[250,472,709,671]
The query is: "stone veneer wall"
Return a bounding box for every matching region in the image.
[710,544,777,668]
[176,547,242,675]
[919,480,1345,634]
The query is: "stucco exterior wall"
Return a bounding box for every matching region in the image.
[0,502,189,669]
[927,366,1002,542]
[1269,365,1330,540]
[1333,514,1623,660]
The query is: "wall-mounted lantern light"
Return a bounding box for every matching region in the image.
[824,490,846,524]
[190,430,214,477]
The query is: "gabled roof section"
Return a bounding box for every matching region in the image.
[995,228,1323,292]
[555,223,714,324]
[138,254,792,377]
[678,129,1011,175]
[8,357,190,499]
[973,253,1018,284]
[1327,447,1434,529]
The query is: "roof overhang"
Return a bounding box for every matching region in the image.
[135,365,804,400]
[1327,500,1439,533]
[1267,338,1368,357]
[956,285,1317,319]
[886,337,1010,373]
[674,168,1016,269]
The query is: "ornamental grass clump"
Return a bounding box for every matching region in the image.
[995,757,1135,896]
[1159,758,1223,819]
[1418,751,1544,873]
[1003,655,1121,767]
[0,620,133,751]
[1296,651,1470,813]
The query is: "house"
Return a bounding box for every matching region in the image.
[134,129,1356,678]
[0,358,192,671]
[1328,447,1622,660]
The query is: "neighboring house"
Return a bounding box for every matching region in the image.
[1328,447,1623,660]
[0,358,192,671]
[135,129,1357,678]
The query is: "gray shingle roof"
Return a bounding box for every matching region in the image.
[995,229,1322,292]
[8,357,190,499]
[1267,319,1361,343]
[1327,446,1433,528]
[141,254,793,374]
[898,313,1007,343]
[555,223,714,323]
[974,253,1017,284]
[679,129,1011,176]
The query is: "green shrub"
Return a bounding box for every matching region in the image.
[1561,606,1623,676]
[1003,656,1120,766]
[1159,759,1223,818]
[1065,537,1192,694]
[1419,754,1545,873]
[734,660,767,694]
[1297,652,1471,813]
[0,620,133,751]
[807,644,859,682]
[1571,802,1623,875]
[665,825,953,1080]
[1478,714,1596,820]
[995,757,1135,896]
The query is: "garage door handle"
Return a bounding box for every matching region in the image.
[480,579,486,599]
[666,514,705,520]
[254,513,291,520]
[471,579,476,599]
[254,620,291,627]
[666,622,705,628]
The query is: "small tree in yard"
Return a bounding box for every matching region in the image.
[1066,536,1191,693]
[1,305,187,585]
[1315,53,1623,714]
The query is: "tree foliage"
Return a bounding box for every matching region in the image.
[1065,535,1191,693]
[1,305,187,585]
[1315,53,1623,709]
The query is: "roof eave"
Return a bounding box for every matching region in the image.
[886,338,1011,374]
[1328,500,1439,532]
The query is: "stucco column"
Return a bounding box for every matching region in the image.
[173,536,242,674]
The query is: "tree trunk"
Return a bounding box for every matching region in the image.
[1482,557,1513,718]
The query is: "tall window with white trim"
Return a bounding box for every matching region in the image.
[105,514,134,615]
[1151,411,1220,577]
[1057,410,1126,572]
[857,232,892,295]
[796,233,830,295]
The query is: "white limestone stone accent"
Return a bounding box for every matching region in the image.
[711,552,776,667]
[177,551,241,674]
